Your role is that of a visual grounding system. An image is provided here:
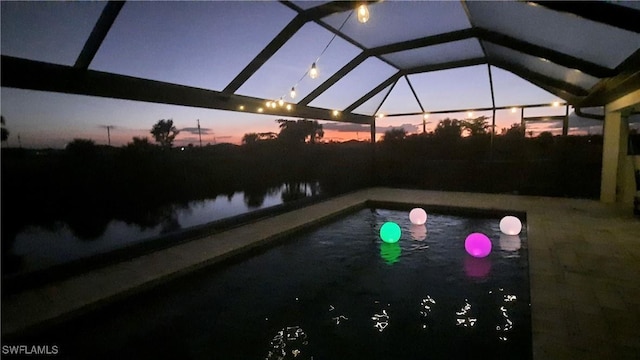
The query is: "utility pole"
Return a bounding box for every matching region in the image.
[101,125,114,146]
[197,119,202,147]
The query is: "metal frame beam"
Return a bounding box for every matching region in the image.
[74,1,125,70]
[222,15,306,94]
[298,52,368,106]
[489,58,588,97]
[476,28,614,78]
[575,49,640,108]
[344,71,402,113]
[529,1,640,34]
[2,56,372,124]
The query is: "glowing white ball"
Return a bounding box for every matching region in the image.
[409,208,428,225]
[499,216,522,235]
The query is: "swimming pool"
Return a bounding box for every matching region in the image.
[12,206,531,359]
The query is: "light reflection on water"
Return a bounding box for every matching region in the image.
[10,183,318,274]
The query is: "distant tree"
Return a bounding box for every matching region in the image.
[503,123,525,139]
[242,133,260,145]
[150,119,179,148]
[276,119,324,144]
[126,136,155,150]
[433,118,463,139]
[537,131,554,146]
[1,115,9,142]
[242,132,278,145]
[66,138,97,153]
[382,128,407,142]
[462,116,491,136]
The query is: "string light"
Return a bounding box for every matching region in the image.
[552,101,560,107]
[357,4,370,23]
[278,97,284,107]
[290,87,296,99]
[423,113,429,119]
[309,62,319,79]
[467,111,474,118]
[511,107,518,113]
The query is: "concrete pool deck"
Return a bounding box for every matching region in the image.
[2,187,639,359]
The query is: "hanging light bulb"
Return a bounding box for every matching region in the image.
[278,97,284,107]
[423,113,429,119]
[290,87,296,99]
[357,4,370,23]
[309,62,319,79]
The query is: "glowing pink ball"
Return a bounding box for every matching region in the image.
[465,233,492,258]
[409,208,427,225]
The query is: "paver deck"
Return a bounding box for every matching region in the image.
[2,187,639,359]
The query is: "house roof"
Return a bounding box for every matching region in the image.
[2,1,640,124]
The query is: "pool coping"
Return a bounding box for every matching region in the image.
[2,187,639,359]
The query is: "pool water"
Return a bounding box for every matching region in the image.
[15,208,531,359]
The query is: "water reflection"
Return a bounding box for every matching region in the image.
[8,182,321,276]
[379,242,401,264]
[266,326,309,359]
[499,234,521,252]
[464,255,492,279]
[409,224,427,241]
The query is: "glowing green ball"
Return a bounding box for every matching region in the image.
[380,222,401,243]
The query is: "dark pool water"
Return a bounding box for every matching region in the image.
[14,208,531,360]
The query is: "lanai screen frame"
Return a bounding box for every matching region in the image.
[2,0,640,141]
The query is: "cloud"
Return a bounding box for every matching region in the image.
[322,122,420,134]
[376,123,420,134]
[321,123,371,132]
[181,127,212,135]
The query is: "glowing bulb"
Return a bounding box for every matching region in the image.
[499,216,522,235]
[309,62,319,79]
[278,98,284,107]
[465,233,492,258]
[511,107,517,113]
[257,107,264,113]
[377,113,384,118]
[239,105,244,111]
[409,208,427,225]
[467,112,474,118]
[380,222,401,243]
[423,113,429,119]
[290,87,296,99]
[286,104,292,111]
[357,4,369,23]
[552,101,560,107]
[266,101,272,108]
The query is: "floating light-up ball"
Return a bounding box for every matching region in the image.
[499,216,522,235]
[380,222,401,243]
[409,208,428,225]
[465,233,492,258]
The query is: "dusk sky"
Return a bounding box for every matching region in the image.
[0,1,624,149]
